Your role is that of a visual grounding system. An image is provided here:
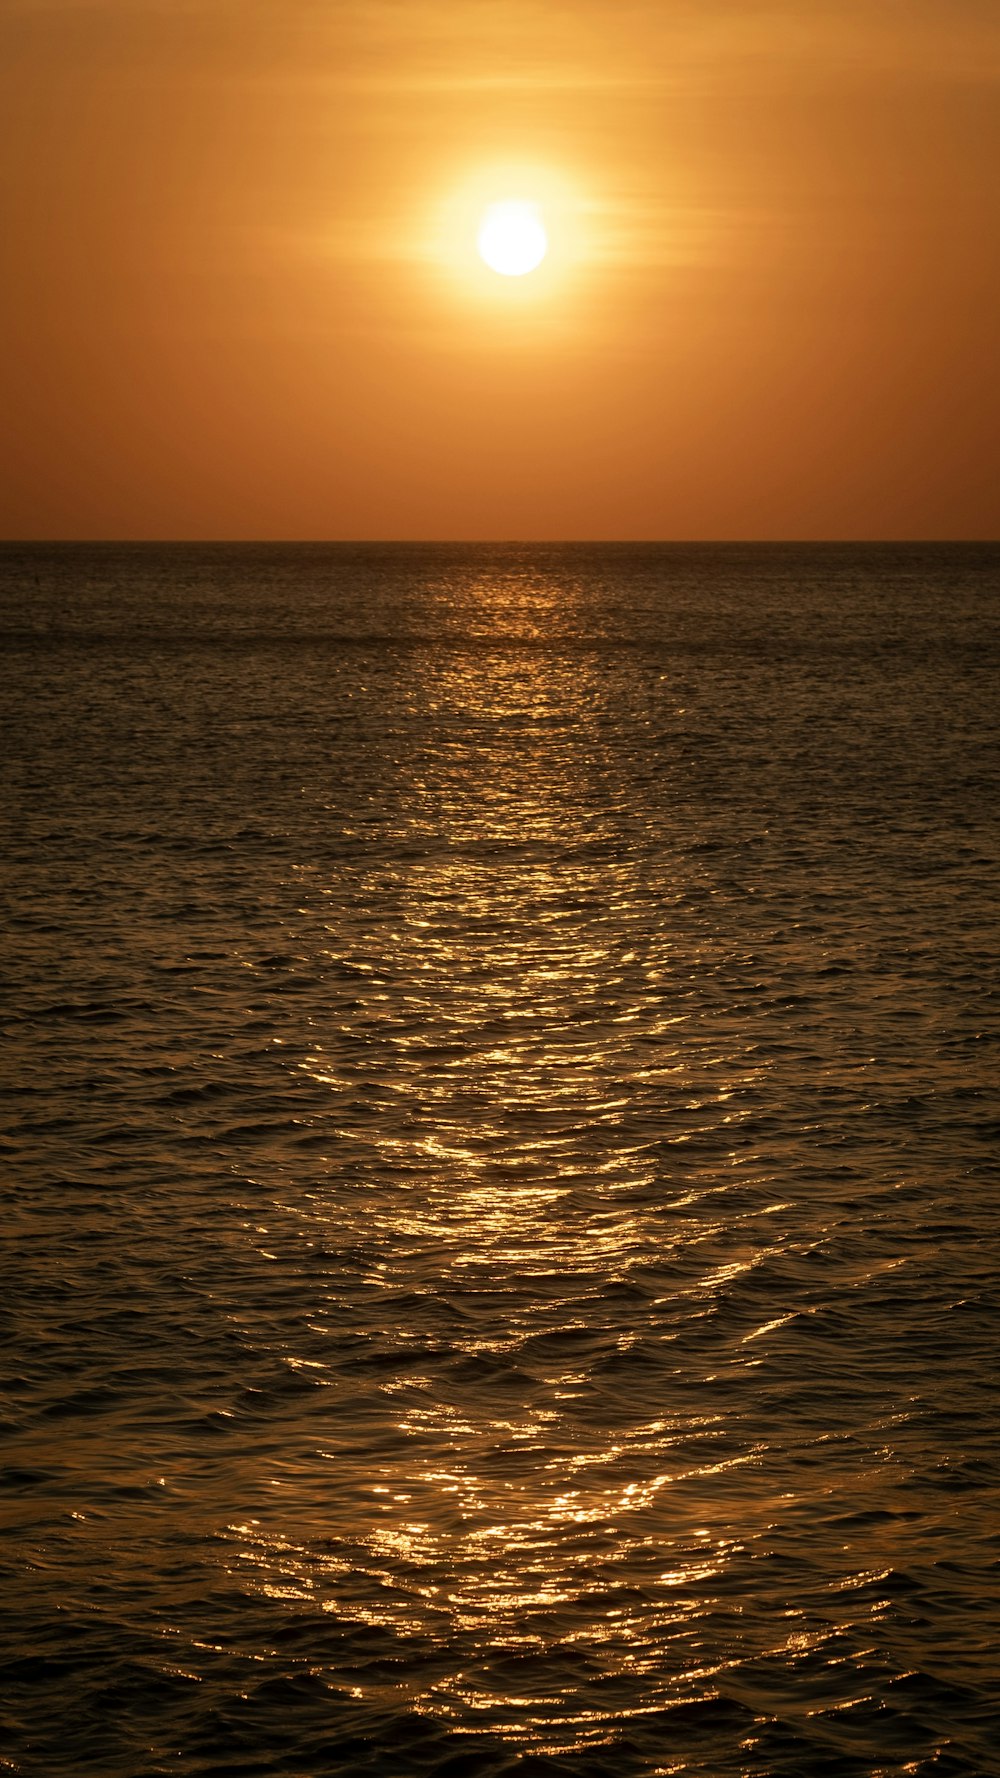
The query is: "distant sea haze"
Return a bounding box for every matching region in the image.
[2,542,999,1777]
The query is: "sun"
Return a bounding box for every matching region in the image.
[477,200,548,277]
[429,164,586,300]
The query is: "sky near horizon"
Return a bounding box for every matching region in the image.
[2,0,998,540]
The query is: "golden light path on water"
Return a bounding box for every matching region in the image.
[208,561,943,1763]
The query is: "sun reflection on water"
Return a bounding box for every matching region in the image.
[213,566,906,1756]
[206,568,814,1749]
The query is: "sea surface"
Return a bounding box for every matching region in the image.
[2,542,999,1778]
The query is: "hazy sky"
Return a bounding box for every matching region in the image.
[3,0,998,538]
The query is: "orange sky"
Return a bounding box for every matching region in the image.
[2,0,998,539]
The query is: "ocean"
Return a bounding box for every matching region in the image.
[2,542,998,1777]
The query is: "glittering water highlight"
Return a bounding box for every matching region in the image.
[2,542,999,1776]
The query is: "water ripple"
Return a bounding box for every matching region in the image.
[2,543,999,1776]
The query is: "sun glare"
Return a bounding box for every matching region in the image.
[477,201,548,277]
[429,163,589,305]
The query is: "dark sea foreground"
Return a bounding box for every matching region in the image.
[1,541,999,1778]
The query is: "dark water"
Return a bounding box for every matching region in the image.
[2,542,999,1777]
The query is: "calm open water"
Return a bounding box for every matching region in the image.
[2,542,999,1778]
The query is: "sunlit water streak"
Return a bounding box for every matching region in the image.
[2,543,999,1776]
